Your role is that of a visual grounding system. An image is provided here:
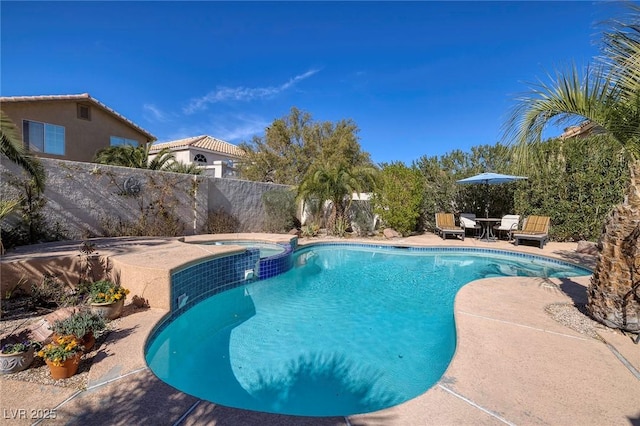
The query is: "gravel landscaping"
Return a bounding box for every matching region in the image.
[1,303,132,389]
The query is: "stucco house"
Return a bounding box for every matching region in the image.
[149,135,245,178]
[0,93,155,162]
[559,120,605,140]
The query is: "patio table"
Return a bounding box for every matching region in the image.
[475,218,501,242]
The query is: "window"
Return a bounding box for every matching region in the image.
[22,120,65,155]
[110,136,138,147]
[194,153,207,163]
[77,104,91,120]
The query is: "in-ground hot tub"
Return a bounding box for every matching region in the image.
[205,240,286,258]
[184,235,297,280]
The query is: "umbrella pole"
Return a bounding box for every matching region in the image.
[484,183,489,218]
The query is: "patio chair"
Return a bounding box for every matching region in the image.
[512,215,550,248]
[435,213,465,241]
[459,213,481,237]
[493,214,520,240]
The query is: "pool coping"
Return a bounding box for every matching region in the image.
[1,234,638,425]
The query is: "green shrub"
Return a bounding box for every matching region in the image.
[513,136,628,241]
[373,162,424,236]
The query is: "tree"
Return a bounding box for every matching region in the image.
[373,162,424,236]
[297,162,378,235]
[238,107,373,185]
[1,111,45,191]
[504,4,640,332]
[414,144,516,230]
[93,143,175,171]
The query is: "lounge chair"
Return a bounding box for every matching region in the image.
[512,215,550,248]
[435,213,465,241]
[493,214,520,240]
[459,213,481,237]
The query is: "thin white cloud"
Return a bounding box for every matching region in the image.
[143,103,169,122]
[183,69,319,114]
[212,115,269,142]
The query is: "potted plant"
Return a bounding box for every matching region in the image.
[36,335,83,380]
[88,280,129,320]
[0,338,39,375]
[49,311,106,351]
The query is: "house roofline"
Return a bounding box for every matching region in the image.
[0,93,156,141]
[150,134,245,158]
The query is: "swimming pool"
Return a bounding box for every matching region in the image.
[145,244,590,417]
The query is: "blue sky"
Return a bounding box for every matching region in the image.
[1,1,617,165]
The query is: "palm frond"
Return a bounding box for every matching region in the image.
[0,111,46,191]
[504,64,614,147]
[599,3,640,99]
[166,161,203,175]
[0,198,21,221]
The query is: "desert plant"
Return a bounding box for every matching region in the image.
[301,223,320,238]
[49,311,106,338]
[333,217,349,237]
[205,208,240,233]
[30,273,75,308]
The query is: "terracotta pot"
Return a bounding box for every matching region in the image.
[45,353,82,380]
[81,332,95,351]
[51,333,93,351]
[90,298,124,320]
[0,347,35,375]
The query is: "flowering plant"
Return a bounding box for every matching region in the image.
[37,335,83,366]
[1,340,38,354]
[50,310,106,338]
[88,280,129,304]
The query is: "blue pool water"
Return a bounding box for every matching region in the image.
[145,245,589,417]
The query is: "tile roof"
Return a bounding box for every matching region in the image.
[559,120,604,140]
[0,93,155,140]
[150,135,245,158]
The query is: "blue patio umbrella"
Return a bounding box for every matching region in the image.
[456,172,527,217]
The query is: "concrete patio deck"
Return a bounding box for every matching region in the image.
[1,234,639,425]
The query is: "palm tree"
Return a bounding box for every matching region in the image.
[0,111,45,191]
[166,161,203,175]
[93,143,174,170]
[297,162,378,235]
[504,4,640,333]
